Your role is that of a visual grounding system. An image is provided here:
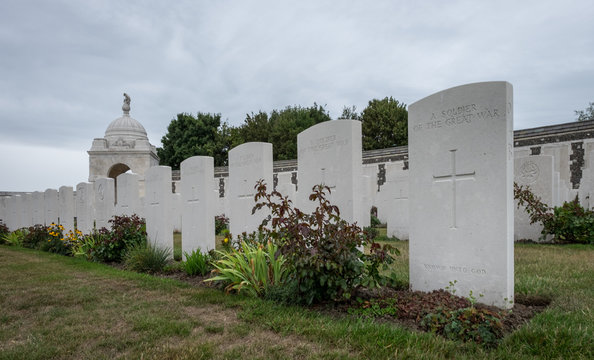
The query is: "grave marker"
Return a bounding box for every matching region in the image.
[297,120,366,225]
[94,178,115,229]
[408,81,514,308]
[144,166,173,255]
[181,156,215,258]
[44,189,59,226]
[115,173,142,217]
[228,142,273,237]
[58,186,75,233]
[75,182,95,234]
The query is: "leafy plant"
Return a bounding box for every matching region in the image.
[2,228,27,246]
[515,183,594,244]
[22,224,50,249]
[124,242,171,273]
[370,214,381,227]
[183,249,213,276]
[205,240,289,297]
[40,223,72,256]
[252,180,399,304]
[215,214,229,235]
[0,222,9,240]
[422,306,504,348]
[88,215,147,263]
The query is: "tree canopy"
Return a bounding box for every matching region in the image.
[575,102,594,122]
[157,112,226,169]
[157,99,408,168]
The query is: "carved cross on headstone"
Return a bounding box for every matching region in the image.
[432,149,475,229]
[321,168,336,190]
[150,190,159,206]
[188,185,200,203]
[238,179,254,199]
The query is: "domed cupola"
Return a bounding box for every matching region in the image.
[104,93,148,141]
[88,93,160,182]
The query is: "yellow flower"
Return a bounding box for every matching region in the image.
[223,237,229,244]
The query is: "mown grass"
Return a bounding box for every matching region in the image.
[0,243,592,359]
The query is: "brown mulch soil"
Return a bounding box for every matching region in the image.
[152,268,550,338]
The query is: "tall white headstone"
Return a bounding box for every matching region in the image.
[31,191,44,226]
[180,156,216,258]
[144,166,173,254]
[408,81,514,308]
[514,155,555,242]
[228,142,273,237]
[59,186,75,234]
[7,196,19,230]
[115,173,142,217]
[75,182,95,234]
[94,178,115,229]
[297,120,365,225]
[385,171,410,240]
[0,196,7,226]
[44,189,59,226]
[22,193,32,228]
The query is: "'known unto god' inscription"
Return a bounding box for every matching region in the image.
[408,81,514,308]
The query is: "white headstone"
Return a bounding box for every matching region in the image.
[59,186,75,234]
[408,81,514,308]
[386,172,409,240]
[180,156,216,258]
[274,172,296,204]
[75,182,95,234]
[297,120,365,225]
[115,173,143,217]
[228,142,273,237]
[31,191,44,226]
[94,178,115,229]
[44,189,59,226]
[0,196,7,227]
[144,166,173,254]
[21,193,32,228]
[7,196,20,230]
[514,155,555,242]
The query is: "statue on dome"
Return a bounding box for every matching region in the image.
[122,93,131,114]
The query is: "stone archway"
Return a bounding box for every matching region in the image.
[108,163,131,203]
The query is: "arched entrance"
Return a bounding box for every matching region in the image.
[108,163,131,203]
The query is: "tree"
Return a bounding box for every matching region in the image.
[575,102,594,122]
[157,112,227,169]
[340,105,360,120]
[234,104,331,161]
[359,97,408,150]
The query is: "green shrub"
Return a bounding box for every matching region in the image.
[0,223,9,240]
[205,240,290,297]
[422,306,504,348]
[22,224,50,249]
[124,242,171,273]
[364,226,379,240]
[40,223,73,256]
[215,214,229,235]
[515,183,594,244]
[252,180,399,304]
[88,215,147,263]
[370,214,381,227]
[183,249,213,276]
[2,228,27,246]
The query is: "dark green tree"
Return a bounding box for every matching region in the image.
[233,104,331,161]
[157,112,227,169]
[340,105,361,120]
[360,97,408,150]
[575,102,594,122]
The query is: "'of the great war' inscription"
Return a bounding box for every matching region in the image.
[408,81,514,308]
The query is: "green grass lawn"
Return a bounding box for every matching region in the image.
[0,243,592,359]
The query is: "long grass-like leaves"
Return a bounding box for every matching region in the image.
[205,241,289,297]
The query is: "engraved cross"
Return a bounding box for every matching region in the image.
[432,149,475,229]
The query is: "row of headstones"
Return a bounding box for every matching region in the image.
[0,119,369,260]
[1,82,516,308]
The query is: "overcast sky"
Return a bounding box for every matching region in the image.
[1,0,593,192]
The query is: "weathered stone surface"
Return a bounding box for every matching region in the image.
[228,142,273,237]
[44,189,59,226]
[115,173,142,217]
[144,166,173,256]
[75,183,95,234]
[94,178,115,230]
[180,156,215,258]
[297,120,366,225]
[408,81,514,308]
[59,186,75,233]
